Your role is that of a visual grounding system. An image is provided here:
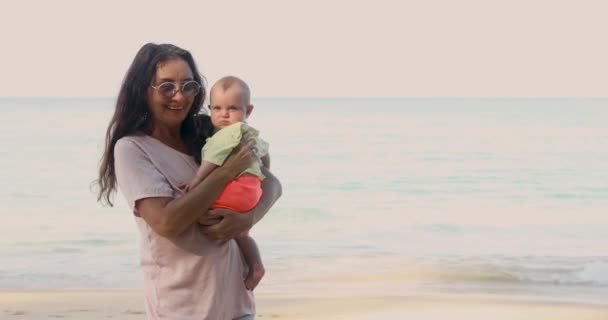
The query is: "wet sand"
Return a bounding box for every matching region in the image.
[1,290,607,320]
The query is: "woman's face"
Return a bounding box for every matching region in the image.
[147,58,196,129]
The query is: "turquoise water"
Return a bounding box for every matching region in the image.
[1,98,607,304]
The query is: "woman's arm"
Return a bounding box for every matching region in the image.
[201,166,282,240]
[137,138,257,238]
[137,168,232,238]
[252,166,281,224]
[261,154,270,168]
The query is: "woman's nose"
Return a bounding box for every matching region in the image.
[172,90,186,101]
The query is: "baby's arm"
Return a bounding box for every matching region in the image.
[182,161,218,192]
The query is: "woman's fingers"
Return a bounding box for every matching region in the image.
[241,138,257,157]
[239,135,256,152]
[242,131,252,140]
[198,215,222,226]
[220,134,257,178]
[232,139,257,167]
[201,209,253,241]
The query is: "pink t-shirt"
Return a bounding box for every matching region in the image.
[114,135,255,320]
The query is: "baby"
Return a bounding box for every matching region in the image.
[182,76,269,291]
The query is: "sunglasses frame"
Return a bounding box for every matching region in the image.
[151,80,201,98]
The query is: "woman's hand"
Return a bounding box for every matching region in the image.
[219,132,257,178]
[200,208,254,241]
[197,212,223,226]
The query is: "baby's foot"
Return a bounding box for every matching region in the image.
[244,263,265,291]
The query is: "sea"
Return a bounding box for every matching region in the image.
[1,97,607,305]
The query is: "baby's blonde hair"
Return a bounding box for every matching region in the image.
[211,76,251,105]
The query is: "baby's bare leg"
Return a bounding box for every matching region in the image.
[235,234,265,291]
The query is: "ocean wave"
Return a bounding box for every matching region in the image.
[423,256,608,287]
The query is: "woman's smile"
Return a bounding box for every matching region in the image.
[165,104,184,111]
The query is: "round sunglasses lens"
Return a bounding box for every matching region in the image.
[182,82,200,97]
[158,83,176,96]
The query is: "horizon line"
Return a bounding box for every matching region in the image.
[1,96,607,100]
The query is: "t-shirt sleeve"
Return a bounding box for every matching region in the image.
[114,138,174,216]
[202,123,243,166]
[246,125,269,158]
[256,137,269,158]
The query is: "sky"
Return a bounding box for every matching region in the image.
[1,0,606,98]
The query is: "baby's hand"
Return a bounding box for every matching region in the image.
[178,181,194,193]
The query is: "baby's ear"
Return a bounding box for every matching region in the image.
[246,104,254,117]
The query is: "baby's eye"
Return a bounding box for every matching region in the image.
[229,106,239,111]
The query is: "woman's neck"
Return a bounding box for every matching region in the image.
[150,124,188,153]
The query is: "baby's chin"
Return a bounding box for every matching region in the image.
[212,124,231,132]
[213,121,243,130]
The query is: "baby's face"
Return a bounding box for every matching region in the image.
[209,87,249,129]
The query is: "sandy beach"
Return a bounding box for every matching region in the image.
[2,290,607,320]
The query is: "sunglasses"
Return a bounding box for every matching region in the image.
[151,81,201,98]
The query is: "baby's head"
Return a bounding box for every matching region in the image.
[208,76,253,130]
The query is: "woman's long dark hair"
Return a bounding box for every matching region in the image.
[96,43,213,206]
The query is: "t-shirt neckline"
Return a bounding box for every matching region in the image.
[144,135,195,159]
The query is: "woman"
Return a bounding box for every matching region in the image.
[96,43,282,320]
